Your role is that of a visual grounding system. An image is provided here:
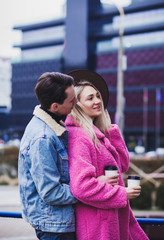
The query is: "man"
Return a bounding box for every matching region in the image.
[18,72,77,240]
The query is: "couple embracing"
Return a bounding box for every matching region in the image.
[18,70,149,240]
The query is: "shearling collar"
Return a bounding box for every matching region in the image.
[33,105,66,136]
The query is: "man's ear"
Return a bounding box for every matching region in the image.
[50,103,59,113]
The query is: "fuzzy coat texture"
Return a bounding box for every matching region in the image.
[65,115,149,240]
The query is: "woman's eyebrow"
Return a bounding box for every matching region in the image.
[86,93,94,98]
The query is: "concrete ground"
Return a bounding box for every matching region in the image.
[0,186,164,240]
[0,186,36,240]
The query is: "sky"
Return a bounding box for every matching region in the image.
[0,0,66,59]
[0,0,130,60]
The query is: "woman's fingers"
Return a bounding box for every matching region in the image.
[126,186,141,200]
[97,174,119,185]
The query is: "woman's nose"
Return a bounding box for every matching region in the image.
[95,97,101,104]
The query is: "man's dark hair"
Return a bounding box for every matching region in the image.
[34,72,74,109]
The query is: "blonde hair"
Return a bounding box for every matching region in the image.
[69,81,110,146]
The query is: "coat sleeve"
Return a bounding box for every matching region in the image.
[108,124,129,173]
[68,130,128,210]
[29,137,77,205]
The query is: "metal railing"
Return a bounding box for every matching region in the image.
[0,211,164,226]
[136,217,164,225]
[0,211,22,218]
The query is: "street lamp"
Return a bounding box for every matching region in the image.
[115,3,125,136]
[100,0,131,135]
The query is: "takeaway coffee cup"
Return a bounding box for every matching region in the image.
[127,175,141,187]
[104,166,118,176]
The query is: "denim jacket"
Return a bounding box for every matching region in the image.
[18,105,77,233]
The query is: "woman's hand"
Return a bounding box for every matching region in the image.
[105,109,112,128]
[125,186,141,200]
[97,174,119,185]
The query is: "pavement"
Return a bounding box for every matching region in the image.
[0,186,163,240]
[0,186,37,240]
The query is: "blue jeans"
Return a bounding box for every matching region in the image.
[35,230,76,240]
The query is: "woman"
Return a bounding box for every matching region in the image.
[65,70,149,240]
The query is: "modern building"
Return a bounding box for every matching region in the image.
[11,0,164,150]
[0,57,11,109]
[0,57,11,133]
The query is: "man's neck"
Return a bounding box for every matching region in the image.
[41,107,65,123]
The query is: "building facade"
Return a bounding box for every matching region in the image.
[0,57,11,134]
[11,0,164,150]
[0,57,11,109]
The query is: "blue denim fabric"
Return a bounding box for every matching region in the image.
[18,112,77,233]
[35,230,76,240]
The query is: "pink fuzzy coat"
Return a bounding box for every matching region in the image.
[65,116,149,240]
